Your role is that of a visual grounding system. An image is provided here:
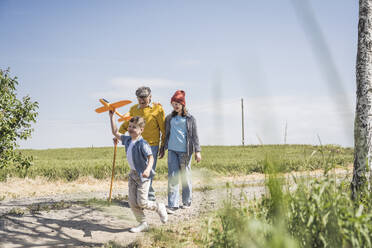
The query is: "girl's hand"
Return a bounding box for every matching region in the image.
[109,110,114,117]
[158,150,165,159]
[142,169,151,178]
[195,152,201,163]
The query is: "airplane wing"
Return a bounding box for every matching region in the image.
[118,112,131,122]
[111,100,132,109]
[95,99,132,113]
[95,106,109,113]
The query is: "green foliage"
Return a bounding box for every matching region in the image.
[286,177,372,248]
[205,189,298,248]
[149,228,185,247]
[203,154,371,248]
[204,157,298,248]
[206,215,298,248]
[262,155,287,224]
[210,200,248,247]
[0,68,38,171]
[147,223,203,247]
[204,175,372,247]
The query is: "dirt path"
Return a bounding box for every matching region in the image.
[0,167,352,248]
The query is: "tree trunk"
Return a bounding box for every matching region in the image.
[351,0,372,199]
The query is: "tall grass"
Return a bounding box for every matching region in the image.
[204,153,372,248]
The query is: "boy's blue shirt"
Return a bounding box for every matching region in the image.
[121,135,154,182]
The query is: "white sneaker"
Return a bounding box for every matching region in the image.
[166,206,179,214]
[129,222,149,233]
[157,203,168,223]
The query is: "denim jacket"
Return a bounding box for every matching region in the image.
[161,113,201,158]
[121,135,155,182]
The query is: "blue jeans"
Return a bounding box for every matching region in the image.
[167,150,192,208]
[148,145,158,201]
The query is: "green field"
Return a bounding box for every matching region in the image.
[1,145,353,181]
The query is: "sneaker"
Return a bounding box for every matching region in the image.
[166,206,179,214]
[157,203,168,223]
[129,222,149,233]
[181,203,191,209]
[148,196,156,201]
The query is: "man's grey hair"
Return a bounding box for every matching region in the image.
[135,86,151,98]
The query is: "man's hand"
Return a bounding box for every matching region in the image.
[142,168,151,178]
[113,137,118,145]
[195,152,201,163]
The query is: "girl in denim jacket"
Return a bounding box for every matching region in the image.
[159,90,201,213]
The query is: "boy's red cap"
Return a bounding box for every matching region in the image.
[171,90,186,106]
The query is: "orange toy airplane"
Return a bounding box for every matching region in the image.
[95,98,132,122]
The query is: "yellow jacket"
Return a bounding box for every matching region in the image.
[119,103,165,147]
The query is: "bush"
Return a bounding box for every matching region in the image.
[0,68,38,172]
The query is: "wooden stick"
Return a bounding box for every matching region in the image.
[108,142,118,203]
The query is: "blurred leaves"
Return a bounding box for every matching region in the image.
[204,154,371,248]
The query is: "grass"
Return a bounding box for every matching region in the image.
[0,144,353,181]
[3,200,73,217]
[82,195,129,207]
[1,144,366,248]
[142,171,371,248]
[136,150,369,248]
[203,157,371,248]
[139,220,205,248]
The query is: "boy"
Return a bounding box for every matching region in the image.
[109,111,168,233]
[119,86,166,201]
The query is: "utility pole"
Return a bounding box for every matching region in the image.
[284,121,288,145]
[241,98,245,146]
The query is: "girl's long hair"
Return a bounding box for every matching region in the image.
[172,105,188,117]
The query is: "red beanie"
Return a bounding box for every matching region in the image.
[171,90,186,106]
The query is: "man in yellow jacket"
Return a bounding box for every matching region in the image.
[119,86,165,201]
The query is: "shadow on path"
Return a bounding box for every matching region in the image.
[0,201,134,248]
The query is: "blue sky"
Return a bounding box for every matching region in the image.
[0,0,358,149]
